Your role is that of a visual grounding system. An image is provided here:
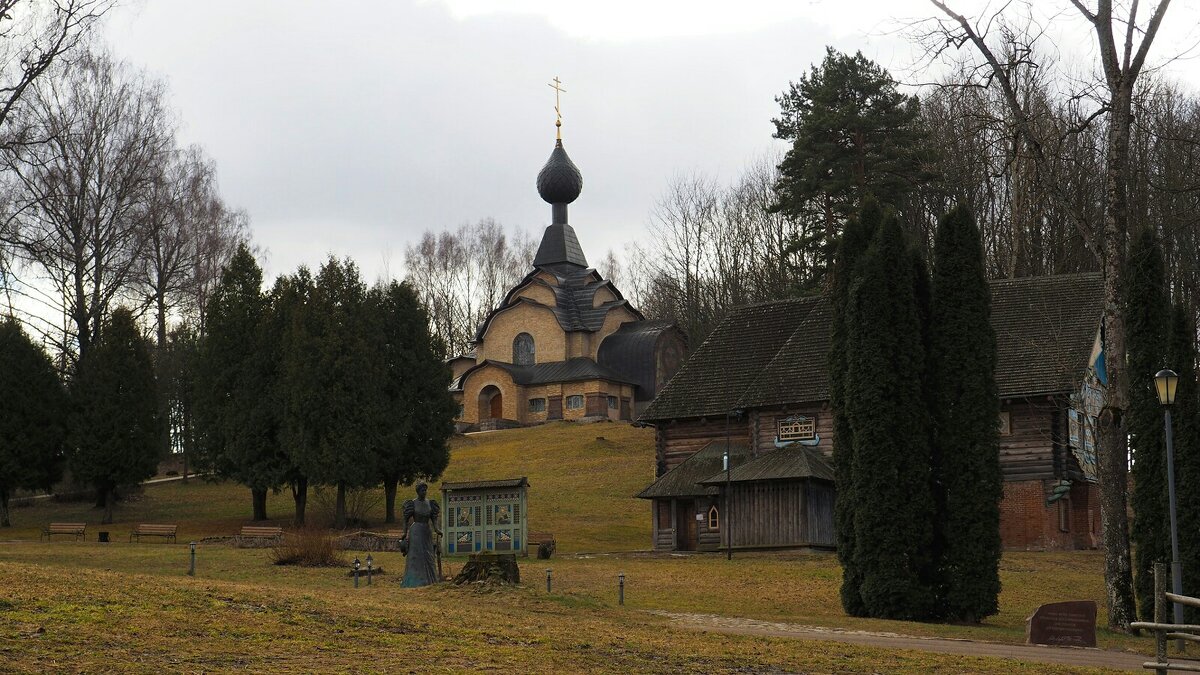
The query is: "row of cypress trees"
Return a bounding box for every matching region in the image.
[832,199,1002,622]
[0,310,162,526]
[1126,227,1200,621]
[196,245,458,528]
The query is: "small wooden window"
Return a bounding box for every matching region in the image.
[566,395,584,409]
[708,505,719,530]
[607,396,618,409]
[528,398,546,413]
[998,411,1012,436]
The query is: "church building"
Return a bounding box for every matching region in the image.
[449,122,686,430]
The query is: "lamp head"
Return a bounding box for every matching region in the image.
[1155,369,1180,405]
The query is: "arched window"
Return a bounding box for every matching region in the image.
[513,332,535,365]
[708,505,720,530]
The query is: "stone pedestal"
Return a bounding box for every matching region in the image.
[453,552,520,585]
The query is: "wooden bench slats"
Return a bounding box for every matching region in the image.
[130,524,178,543]
[41,522,86,541]
[235,526,284,546]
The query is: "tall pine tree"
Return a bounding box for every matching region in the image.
[1126,228,1171,619]
[0,319,67,527]
[830,198,882,616]
[844,210,937,620]
[267,268,314,526]
[196,244,288,521]
[70,308,162,524]
[929,205,1002,622]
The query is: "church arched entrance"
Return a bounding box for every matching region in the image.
[479,385,503,420]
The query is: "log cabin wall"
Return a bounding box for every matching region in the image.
[751,406,834,458]
[998,399,1061,481]
[657,417,752,473]
[726,480,810,548]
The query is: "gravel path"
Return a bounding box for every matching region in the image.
[651,610,1152,672]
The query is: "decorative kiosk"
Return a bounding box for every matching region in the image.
[441,478,530,556]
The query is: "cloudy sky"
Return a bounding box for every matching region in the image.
[104,0,1200,282]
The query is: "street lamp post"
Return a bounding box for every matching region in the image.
[1155,368,1183,627]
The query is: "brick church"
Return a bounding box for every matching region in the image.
[638,273,1105,552]
[449,126,686,430]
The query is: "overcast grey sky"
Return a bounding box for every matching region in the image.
[103,1,1200,283]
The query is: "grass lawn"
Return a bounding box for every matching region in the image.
[0,421,1164,672]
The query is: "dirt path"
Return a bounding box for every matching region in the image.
[651,611,1151,672]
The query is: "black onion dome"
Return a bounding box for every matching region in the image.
[536,139,583,204]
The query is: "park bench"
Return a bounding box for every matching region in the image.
[527,531,556,559]
[41,522,86,541]
[129,524,178,543]
[235,525,284,547]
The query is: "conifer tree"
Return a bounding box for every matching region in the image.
[0,319,67,527]
[929,205,1002,622]
[70,308,162,524]
[830,198,881,616]
[196,244,286,521]
[372,281,456,523]
[268,269,314,525]
[844,211,937,620]
[284,257,380,529]
[1167,300,1200,621]
[1126,228,1171,619]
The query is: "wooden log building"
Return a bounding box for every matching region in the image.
[638,272,1105,552]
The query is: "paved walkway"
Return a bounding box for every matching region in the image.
[651,611,1152,672]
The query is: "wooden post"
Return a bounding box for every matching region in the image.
[1156,561,1168,675]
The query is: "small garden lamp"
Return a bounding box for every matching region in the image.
[353,556,361,589]
[366,554,373,586]
[1155,368,1183,627]
[188,541,196,576]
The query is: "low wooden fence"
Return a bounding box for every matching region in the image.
[1133,562,1200,673]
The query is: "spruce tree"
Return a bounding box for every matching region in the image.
[267,269,314,526]
[0,319,67,527]
[69,308,162,524]
[285,257,380,528]
[372,281,456,523]
[1167,300,1200,621]
[844,211,937,620]
[1126,228,1171,619]
[929,205,1002,622]
[196,244,287,521]
[830,198,882,616]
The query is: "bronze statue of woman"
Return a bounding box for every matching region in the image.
[400,481,441,587]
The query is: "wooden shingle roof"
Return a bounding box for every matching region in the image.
[639,272,1103,422]
[698,446,834,485]
[636,441,750,498]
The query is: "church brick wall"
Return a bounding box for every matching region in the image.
[513,281,557,306]
[476,302,567,364]
[458,364,520,425]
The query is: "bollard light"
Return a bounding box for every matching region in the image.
[546,568,552,593]
[353,556,361,589]
[188,541,196,577]
[618,572,625,606]
[366,554,374,586]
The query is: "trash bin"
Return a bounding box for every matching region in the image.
[98,531,109,543]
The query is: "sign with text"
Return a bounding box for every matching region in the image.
[1026,600,1097,647]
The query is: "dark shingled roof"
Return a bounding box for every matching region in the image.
[636,441,750,498]
[467,357,635,386]
[441,477,529,491]
[597,319,679,396]
[640,273,1103,422]
[474,265,643,341]
[533,223,588,268]
[699,446,834,485]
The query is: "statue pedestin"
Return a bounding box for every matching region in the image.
[453,553,520,585]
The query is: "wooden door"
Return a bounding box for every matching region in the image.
[489,392,503,419]
[675,500,697,551]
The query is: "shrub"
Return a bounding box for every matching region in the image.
[271,528,346,567]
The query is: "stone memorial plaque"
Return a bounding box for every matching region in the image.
[1026,600,1097,647]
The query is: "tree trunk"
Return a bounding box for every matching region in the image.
[251,488,268,521]
[384,477,398,524]
[94,485,107,508]
[334,481,347,529]
[0,488,10,527]
[292,477,307,527]
[1098,89,1137,632]
[102,487,115,525]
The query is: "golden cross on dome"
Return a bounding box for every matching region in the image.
[548,76,566,139]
